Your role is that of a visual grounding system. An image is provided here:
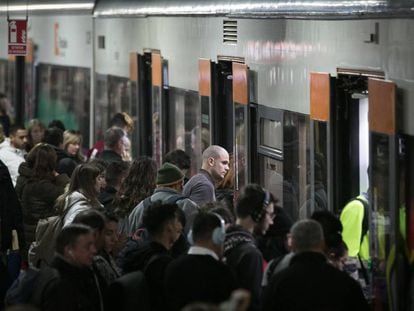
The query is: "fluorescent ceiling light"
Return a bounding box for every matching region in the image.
[0,3,94,12]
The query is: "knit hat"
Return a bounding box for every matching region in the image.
[156,162,184,186]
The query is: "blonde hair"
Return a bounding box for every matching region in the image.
[63,130,84,162]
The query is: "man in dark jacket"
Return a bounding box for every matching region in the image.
[118,201,183,311]
[224,184,275,311]
[165,212,237,311]
[30,224,104,311]
[262,219,368,311]
[98,127,129,164]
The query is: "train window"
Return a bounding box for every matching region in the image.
[260,119,282,150]
[94,74,132,152]
[1,57,35,122]
[256,105,309,221]
[259,156,283,205]
[37,64,90,148]
[167,87,202,176]
[152,85,162,164]
[235,102,248,190]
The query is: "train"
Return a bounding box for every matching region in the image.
[1,0,414,310]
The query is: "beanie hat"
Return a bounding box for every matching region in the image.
[156,162,184,186]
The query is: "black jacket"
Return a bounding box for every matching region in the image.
[98,150,122,164]
[16,162,69,252]
[118,240,172,311]
[98,186,118,211]
[262,251,369,311]
[165,254,237,311]
[224,225,263,311]
[0,159,25,251]
[31,256,103,311]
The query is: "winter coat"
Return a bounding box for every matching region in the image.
[98,150,123,165]
[118,240,172,311]
[16,162,69,254]
[127,188,199,235]
[0,159,25,251]
[165,253,237,311]
[262,251,369,311]
[30,255,104,311]
[224,225,263,311]
[63,191,101,227]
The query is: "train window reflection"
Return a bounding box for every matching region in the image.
[167,87,202,177]
[257,108,309,221]
[38,64,90,148]
[260,118,282,150]
[94,74,132,153]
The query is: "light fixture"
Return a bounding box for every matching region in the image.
[0,3,94,12]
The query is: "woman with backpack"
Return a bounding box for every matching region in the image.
[55,163,103,227]
[16,143,70,262]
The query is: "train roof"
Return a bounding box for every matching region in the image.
[93,0,414,19]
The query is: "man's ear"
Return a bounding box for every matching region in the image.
[64,245,72,257]
[207,157,215,167]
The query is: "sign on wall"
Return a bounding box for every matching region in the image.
[8,19,27,55]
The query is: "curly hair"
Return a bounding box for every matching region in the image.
[113,156,157,218]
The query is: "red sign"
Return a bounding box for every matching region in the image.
[8,19,27,56]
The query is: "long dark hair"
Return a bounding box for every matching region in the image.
[56,163,101,213]
[26,143,57,181]
[113,156,157,218]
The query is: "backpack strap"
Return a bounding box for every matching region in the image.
[354,197,369,245]
[164,194,187,205]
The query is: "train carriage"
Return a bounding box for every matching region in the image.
[1,0,414,309]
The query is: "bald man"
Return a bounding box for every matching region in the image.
[183,145,229,206]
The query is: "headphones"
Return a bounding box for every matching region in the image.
[187,213,226,246]
[250,189,270,223]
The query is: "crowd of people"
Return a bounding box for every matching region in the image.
[0,111,369,311]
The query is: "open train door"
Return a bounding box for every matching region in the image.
[368,78,408,311]
[232,62,249,193]
[368,79,407,310]
[151,52,166,166]
[198,58,249,195]
[130,52,152,157]
[198,59,214,148]
[308,72,335,216]
[130,50,166,164]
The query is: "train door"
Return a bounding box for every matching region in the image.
[308,72,334,215]
[130,52,151,157]
[130,50,166,164]
[311,71,410,309]
[368,78,408,311]
[151,52,167,166]
[232,62,249,192]
[254,105,309,221]
[198,58,250,192]
[309,71,384,214]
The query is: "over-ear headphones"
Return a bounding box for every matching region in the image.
[211,213,226,245]
[250,189,270,223]
[187,213,226,246]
